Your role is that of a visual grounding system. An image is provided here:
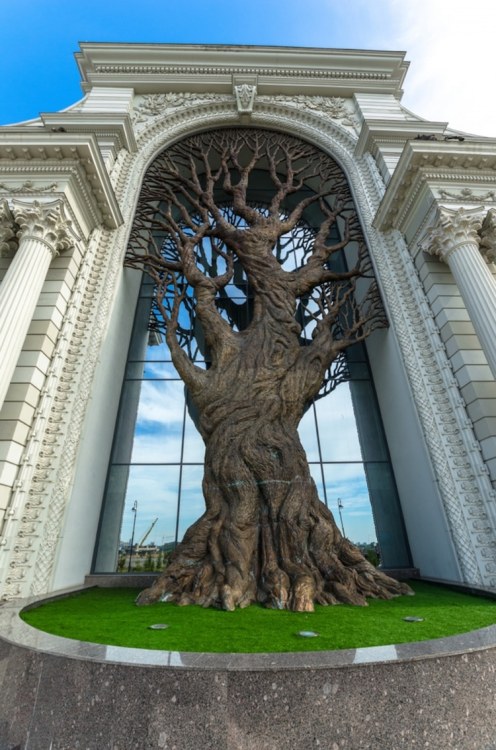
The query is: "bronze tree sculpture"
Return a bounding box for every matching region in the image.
[126,128,411,611]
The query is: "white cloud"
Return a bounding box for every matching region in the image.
[375,0,496,136]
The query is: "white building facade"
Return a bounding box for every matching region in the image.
[1,43,496,601]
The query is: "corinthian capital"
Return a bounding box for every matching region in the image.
[0,199,18,257]
[420,206,484,263]
[11,199,78,257]
[479,208,496,264]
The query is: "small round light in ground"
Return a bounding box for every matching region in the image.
[148,623,169,630]
[298,630,319,638]
[402,616,424,622]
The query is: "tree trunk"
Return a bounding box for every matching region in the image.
[136,324,411,611]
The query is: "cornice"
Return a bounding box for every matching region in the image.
[374,140,496,232]
[0,132,122,230]
[355,119,448,159]
[75,43,408,98]
[40,112,137,153]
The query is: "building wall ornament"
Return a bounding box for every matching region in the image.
[132,93,229,127]
[94,63,391,80]
[0,199,78,428]
[0,181,59,194]
[438,187,496,203]
[0,199,80,418]
[2,97,496,598]
[479,208,496,263]
[420,206,483,263]
[421,206,496,379]
[259,94,359,131]
[11,199,78,258]
[0,162,110,240]
[234,84,257,114]
[0,199,18,257]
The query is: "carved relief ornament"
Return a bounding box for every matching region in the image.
[11,199,78,257]
[420,206,484,263]
[479,208,496,264]
[234,84,257,114]
[0,199,18,257]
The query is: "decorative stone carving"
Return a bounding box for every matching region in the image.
[0,199,79,413]
[261,95,359,130]
[132,93,228,126]
[12,199,77,258]
[438,187,496,203]
[0,180,59,194]
[0,200,18,257]
[234,84,257,114]
[420,206,483,262]
[479,208,496,263]
[421,206,496,379]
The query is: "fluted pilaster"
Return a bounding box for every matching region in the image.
[0,199,78,410]
[422,207,496,378]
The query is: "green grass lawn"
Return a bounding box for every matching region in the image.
[20,581,496,653]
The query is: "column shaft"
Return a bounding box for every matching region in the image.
[448,242,496,377]
[0,199,77,411]
[0,238,54,408]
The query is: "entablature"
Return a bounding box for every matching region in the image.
[374,140,496,244]
[0,131,122,236]
[75,43,409,99]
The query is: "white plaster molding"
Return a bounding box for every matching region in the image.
[258,95,359,132]
[0,199,78,417]
[439,187,496,204]
[420,206,496,379]
[12,199,79,258]
[234,84,257,115]
[0,133,122,232]
[355,168,496,585]
[132,93,230,128]
[0,228,93,599]
[76,44,408,98]
[480,208,496,264]
[420,206,483,263]
[2,95,496,598]
[0,199,18,257]
[0,180,59,194]
[375,141,496,236]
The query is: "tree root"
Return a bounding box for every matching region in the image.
[136,513,413,611]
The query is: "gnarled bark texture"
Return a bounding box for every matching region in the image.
[126,129,412,611]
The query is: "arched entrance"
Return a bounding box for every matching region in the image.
[93,127,411,610]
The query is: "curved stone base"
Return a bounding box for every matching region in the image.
[2,594,496,749]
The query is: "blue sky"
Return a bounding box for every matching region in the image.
[1,0,495,135]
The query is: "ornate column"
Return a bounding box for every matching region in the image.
[422,206,496,379]
[0,199,78,410]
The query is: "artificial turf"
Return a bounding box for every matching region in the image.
[20,581,496,653]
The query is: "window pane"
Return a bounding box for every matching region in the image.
[349,381,389,462]
[315,384,363,461]
[298,405,319,461]
[363,462,411,568]
[130,381,186,464]
[177,465,206,542]
[120,465,181,551]
[308,462,327,507]
[323,463,376,544]
[183,411,205,462]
